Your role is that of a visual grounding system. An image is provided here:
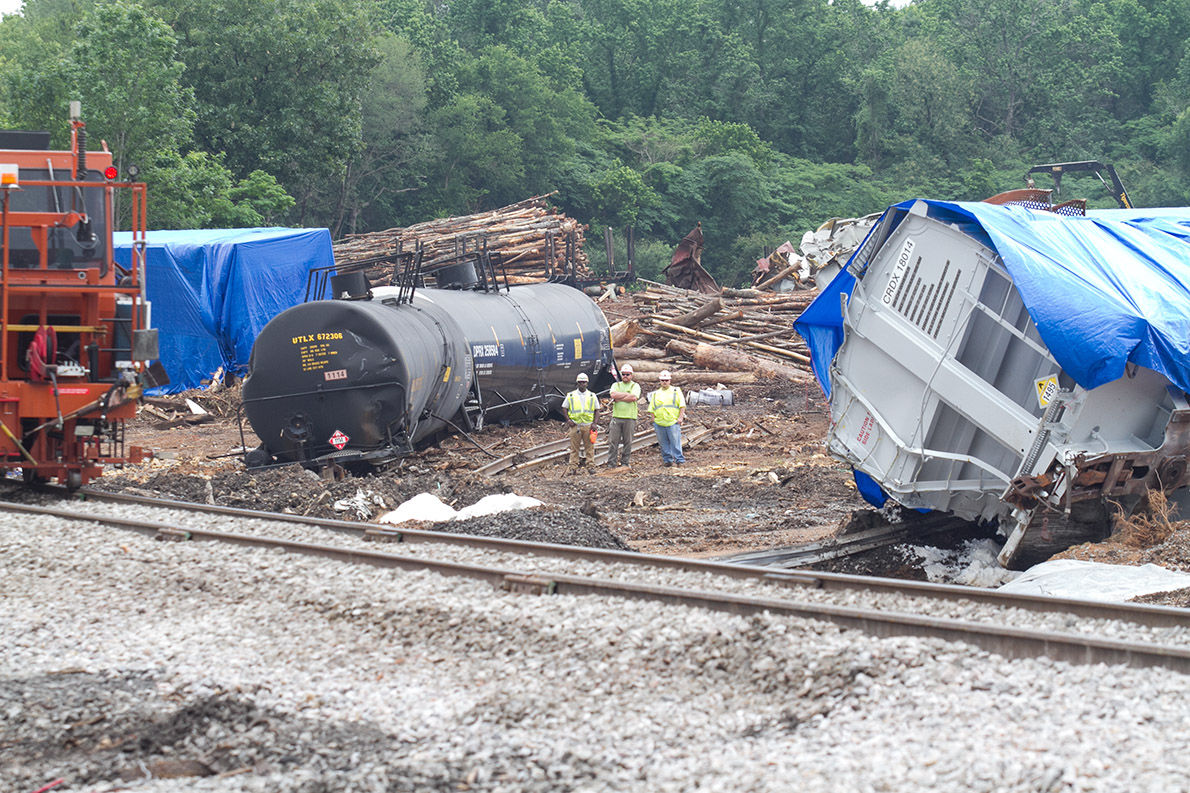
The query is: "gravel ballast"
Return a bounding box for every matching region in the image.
[3,515,1190,792]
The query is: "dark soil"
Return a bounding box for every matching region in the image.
[96,380,868,560]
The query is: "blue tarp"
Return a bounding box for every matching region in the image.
[795,201,1190,397]
[114,228,333,393]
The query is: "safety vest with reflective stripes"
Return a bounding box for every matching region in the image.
[648,386,685,427]
[564,389,599,424]
[610,380,641,419]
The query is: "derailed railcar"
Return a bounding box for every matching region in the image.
[795,199,1190,567]
[242,266,615,470]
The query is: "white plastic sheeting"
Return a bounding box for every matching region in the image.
[379,492,544,525]
[998,559,1190,602]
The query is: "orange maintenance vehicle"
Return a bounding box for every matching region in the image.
[0,102,162,487]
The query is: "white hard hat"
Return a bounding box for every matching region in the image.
[621,364,634,374]
[576,372,589,381]
[658,370,672,380]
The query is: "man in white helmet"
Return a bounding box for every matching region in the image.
[605,363,642,468]
[563,372,599,473]
[646,369,686,466]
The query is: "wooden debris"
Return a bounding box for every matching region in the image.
[613,279,819,382]
[333,195,593,286]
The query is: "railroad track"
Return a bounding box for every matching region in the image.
[717,513,981,568]
[4,488,1189,673]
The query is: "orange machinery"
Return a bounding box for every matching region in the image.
[0,108,160,487]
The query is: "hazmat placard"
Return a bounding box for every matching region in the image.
[1035,375,1059,408]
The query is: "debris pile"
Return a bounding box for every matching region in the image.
[751,213,880,290]
[137,382,244,428]
[608,279,816,385]
[332,195,593,285]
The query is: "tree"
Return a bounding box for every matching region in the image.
[147,150,294,229]
[320,35,430,235]
[67,1,195,180]
[154,0,380,225]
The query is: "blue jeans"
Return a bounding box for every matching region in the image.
[654,422,685,463]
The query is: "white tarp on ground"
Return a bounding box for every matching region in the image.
[997,559,1190,602]
[379,492,544,525]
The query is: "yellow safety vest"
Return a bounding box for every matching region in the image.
[648,386,685,427]
[564,389,598,424]
[610,380,641,419]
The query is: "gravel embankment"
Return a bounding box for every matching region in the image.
[2,513,1189,793]
[36,499,1190,647]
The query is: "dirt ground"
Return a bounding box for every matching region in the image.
[88,380,1190,605]
[101,380,866,559]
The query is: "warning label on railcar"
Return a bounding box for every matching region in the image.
[1035,375,1059,408]
[293,331,343,372]
[855,411,876,446]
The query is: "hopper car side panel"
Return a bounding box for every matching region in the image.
[798,199,1190,567]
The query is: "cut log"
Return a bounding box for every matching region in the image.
[706,327,794,346]
[610,319,640,348]
[671,298,722,328]
[615,346,667,360]
[633,370,757,384]
[691,343,814,384]
[614,359,669,372]
[651,319,811,364]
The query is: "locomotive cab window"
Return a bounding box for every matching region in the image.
[4,168,109,271]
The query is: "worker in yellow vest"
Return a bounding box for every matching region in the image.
[647,370,686,466]
[605,364,643,468]
[563,372,600,473]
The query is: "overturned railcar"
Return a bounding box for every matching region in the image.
[796,200,1190,567]
[242,275,614,470]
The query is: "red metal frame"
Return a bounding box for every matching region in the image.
[0,121,150,486]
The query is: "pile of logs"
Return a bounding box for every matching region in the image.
[332,195,593,286]
[609,279,818,386]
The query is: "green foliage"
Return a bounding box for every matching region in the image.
[588,165,659,229]
[154,0,380,223]
[68,1,195,178]
[146,150,294,229]
[1,0,1187,270]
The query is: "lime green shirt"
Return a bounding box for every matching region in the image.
[610,380,641,419]
[647,386,685,427]
[564,388,599,424]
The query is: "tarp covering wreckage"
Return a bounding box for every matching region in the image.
[795,200,1190,567]
[115,228,333,393]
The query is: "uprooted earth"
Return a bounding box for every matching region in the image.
[82,379,1190,601]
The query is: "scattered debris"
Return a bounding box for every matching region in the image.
[662,223,718,293]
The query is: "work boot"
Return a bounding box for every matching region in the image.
[663,461,673,467]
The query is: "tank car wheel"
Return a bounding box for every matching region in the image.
[244,445,273,469]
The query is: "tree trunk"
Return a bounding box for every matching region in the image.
[691,342,814,384]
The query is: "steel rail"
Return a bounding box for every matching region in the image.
[3,499,1188,673]
[51,488,1190,629]
[717,513,981,568]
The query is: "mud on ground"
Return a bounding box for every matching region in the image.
[96,380,869,559]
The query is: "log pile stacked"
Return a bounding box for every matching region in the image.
[332,195,593,286]
[609,279,818,385]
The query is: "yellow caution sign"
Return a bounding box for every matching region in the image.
[1035,375,1059,408]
